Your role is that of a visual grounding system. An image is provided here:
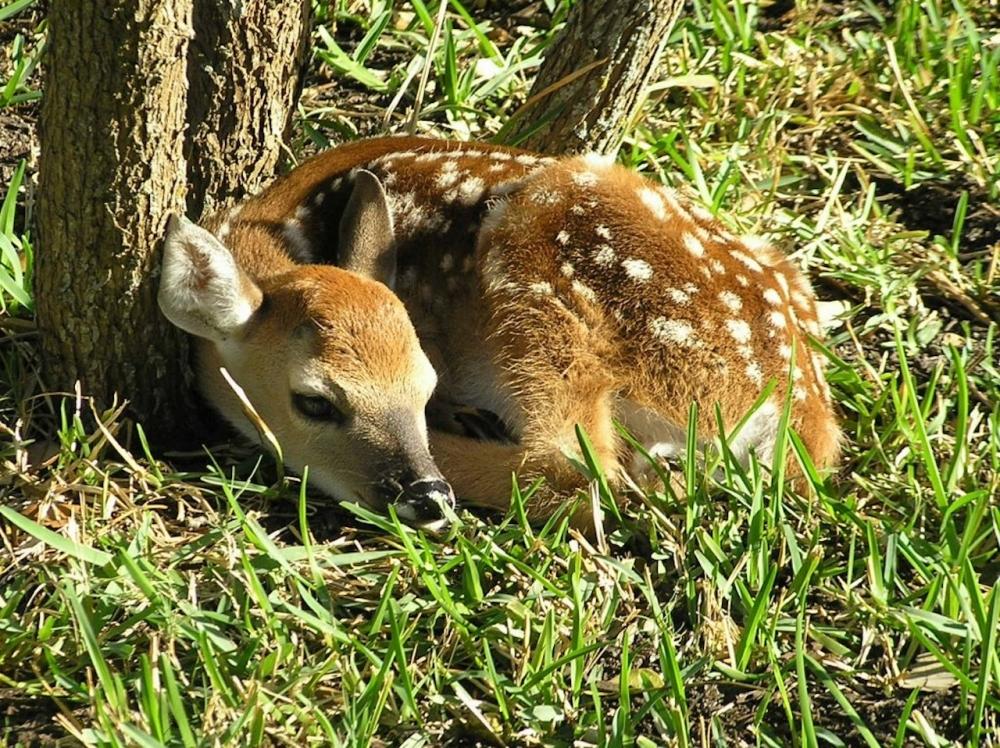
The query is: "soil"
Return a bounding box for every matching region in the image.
[0,689,79,747]
[0,3,42,233]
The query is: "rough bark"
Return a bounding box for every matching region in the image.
[36,0,309,438]
[36,0,194,433]
[509,0,684,155]
[186,0,311,219]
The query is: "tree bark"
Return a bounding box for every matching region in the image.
[36,0,309,437]
[186,0,311,219]
[36,0,194,431]
[509,0,684,155]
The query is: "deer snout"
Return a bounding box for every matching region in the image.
[397,478,455,523]
[377,473,455,527]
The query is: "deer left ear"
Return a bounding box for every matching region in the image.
[338,169,397,288]
[158,214,263,341]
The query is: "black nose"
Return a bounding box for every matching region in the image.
[393,478,455,524]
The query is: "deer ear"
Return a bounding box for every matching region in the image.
[338,169,397,288]
[158,214,263,341]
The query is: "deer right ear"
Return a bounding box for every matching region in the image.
[158,214,263,341]
[338,169,397,288]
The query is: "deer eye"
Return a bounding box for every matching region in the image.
[292,393,347,425]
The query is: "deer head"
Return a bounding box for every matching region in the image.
[157,172,454,526]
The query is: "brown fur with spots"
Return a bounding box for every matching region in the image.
[160,137,840,534]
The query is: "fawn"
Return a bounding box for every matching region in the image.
[159,136,840,532]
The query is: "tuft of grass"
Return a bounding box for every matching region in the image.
[2,0,999,745]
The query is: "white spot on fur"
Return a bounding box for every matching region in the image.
[311,191,326,208]
[415,151,445,162]
[683,233,705,258]
[436,168,462,190]
[596,225,613,240]
[529,281,553,295]
[572,280,597,302]
[731,250,764,273]
[561,262,575,278]
[768,310,787,329]
[515,154,538,166]
[763,288,783,306]
[658,187,684,213]
[623,258,653,282]
[479,198,510,241]
[683,282,699,295]
[489,178,527,198]
[743,235,771,254]
[745,361,764,386]
[667,288,690,304]
[556,230,570,245]
[779,343,792,360]
[638,188,667,220]
[709,258,726,275]
[719,290,742,312]
[530,187,562,206]
[458,177,486,205]
[774,272,790,295]
[595,245,616,266]
[489,152,512,161]
[376,150,417,164]
[738,345,754,359]
[736,274,750,287]
[726,319,752,344]
[794,386,807,401]
[649,317,696,346]
[570,204,586,216]
[691,203,715,224]
[391,191,427,232]
[573,170,599,187]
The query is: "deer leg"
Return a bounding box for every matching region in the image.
[429,293,622,534]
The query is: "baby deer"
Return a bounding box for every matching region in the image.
[159,136,840,532]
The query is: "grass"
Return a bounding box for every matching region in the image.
[1,0,999,745]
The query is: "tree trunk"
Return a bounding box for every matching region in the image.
[509,0,684,155]
[36,0,309,438]
[36,0,194,432]
[186,0,311,219]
